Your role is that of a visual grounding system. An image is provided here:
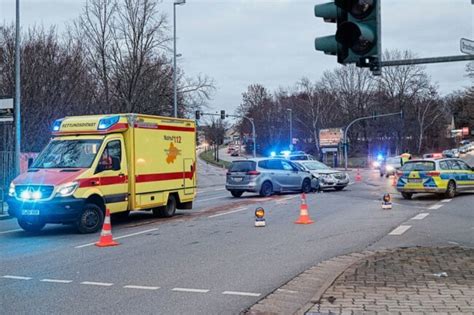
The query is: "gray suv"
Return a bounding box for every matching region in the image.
[226,158,313,197]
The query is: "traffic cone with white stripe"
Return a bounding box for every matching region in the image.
[95,208,119,247]
[295,193,314,225]
[355,169,362,182]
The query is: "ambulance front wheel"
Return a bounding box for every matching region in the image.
[76,203,104,234]
[18,219,45,233]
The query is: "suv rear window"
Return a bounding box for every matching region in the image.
[401,161,435,172]
[229,161,256,172]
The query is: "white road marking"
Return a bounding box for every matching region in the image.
[411,213,430,220]
[2,275,32,280]
[75,228,159,248]
[0,229,23,235]
[208,207,248,218]
[172,288,209,293]
[81,281,113,287]
[222,291,261,297]
[276,288,298,294]
[275,196,296,203]
[389,225,412,236]
[448,241,460,245]
[124,285,160,290]
[195,196,227,203]
[429,204,443,210]
[40,279,73,284]
[441,199,452,203]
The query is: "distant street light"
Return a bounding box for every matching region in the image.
[287,108,292,151]
[173,0,186,118]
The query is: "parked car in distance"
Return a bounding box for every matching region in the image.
[225,158,313,197]
[294,160,349,191]
[442,150,454,158]
[380,156,402,177]
[459,146,468,154]
[230,150,239,157]
[451,149,460,158]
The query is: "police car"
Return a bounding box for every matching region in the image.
[396,158,474,199]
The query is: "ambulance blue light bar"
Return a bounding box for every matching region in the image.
[52,119,63,131]
[98,116,120,130]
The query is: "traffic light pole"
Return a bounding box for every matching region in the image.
[343,111,402,171]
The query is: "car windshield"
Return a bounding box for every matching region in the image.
[387,157,400,164]
[401,161,435,172]
[32,139,103,169]
[300,161,330,170]
[229,161,256,172]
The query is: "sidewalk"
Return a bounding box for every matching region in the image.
[246,247,474,314]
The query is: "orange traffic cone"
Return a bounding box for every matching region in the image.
[355,169,362,182]
[95,208,119,247]
[295,193,314,224]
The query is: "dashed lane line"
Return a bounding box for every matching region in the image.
[172,288,209,293]
[0,229,23,235]
[81,281,114,287]
[410,213,430,220]
[222,291,261,297]
[208,207,249,218]
[40,279,73,284]
[429,204,443,210]
[2,275,32,280]
[75,228,159,248]
[388,225,412,236]
[124,285,160,290]
[441,199,452,203]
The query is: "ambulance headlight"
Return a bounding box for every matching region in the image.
[98,115,120,130]
[56,182,79,197]
[32,191,42,200]
[20,190,31,200]
[8,183,15,197]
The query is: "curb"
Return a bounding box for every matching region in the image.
[0,214,12,220]
[244,250,394,315]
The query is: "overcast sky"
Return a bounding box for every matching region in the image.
[1,0,473,115]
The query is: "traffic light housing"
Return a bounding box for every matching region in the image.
[315,0,381,71]
[220,110,226,120]
[195,110,201,120]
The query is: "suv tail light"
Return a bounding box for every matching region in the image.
[247,171,260,176]
[426,171,440,177]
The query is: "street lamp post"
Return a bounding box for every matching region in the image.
[287,108,292,151]
[15,0,21,176]
[173,0,185,118]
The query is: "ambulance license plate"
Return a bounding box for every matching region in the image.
[233,177,243,182]
[22,210,40,216]
[408,178,422,183]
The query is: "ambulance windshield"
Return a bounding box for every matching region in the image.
[32,139,103,169]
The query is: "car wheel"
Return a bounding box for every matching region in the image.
[76,203,104,234]
[158,195,177,218]
[334,186,345,191]
[230,190,244,198]
[445,180,456,198]
[301,179,312,193]
[18,219,45,233]
[259,181,273,197]
[401,192,413,200]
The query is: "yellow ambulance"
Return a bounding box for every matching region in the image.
[7,114,197,233]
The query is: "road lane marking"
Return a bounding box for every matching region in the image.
[124,285,160,290]
[389,225,412,235]
[275,196,296,203]
[75,228,159,248]
[0,229,23,235]
[429,204,443,210]
[195,196,227,203]
[208,207,248,218]
[40,279,73,284]
[81,281,113,287]
[2,275,32,280]
[172,288,209,293]
[222,291,261,297]
[277,289,298,294]
[411,213,430,220]
[441,199,452,203]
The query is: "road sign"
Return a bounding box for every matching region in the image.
[0,98,13,122]
[460,38,474,55]
[320,128,343,147]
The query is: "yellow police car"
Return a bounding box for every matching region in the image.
[396,158,474,199]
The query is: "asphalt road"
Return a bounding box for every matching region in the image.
[0,153,473,314]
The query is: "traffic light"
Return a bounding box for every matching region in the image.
[220,110,226,120]
[315,0,381,71]
[195,110,201,120]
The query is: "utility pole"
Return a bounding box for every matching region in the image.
[14,0,21,176]
[287,108,293,151]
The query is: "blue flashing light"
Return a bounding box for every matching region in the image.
[270,151,276,157]
[281,150,291,157]
[52,119,63,132]
[376,153,384,161]
[98,115,120,130]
